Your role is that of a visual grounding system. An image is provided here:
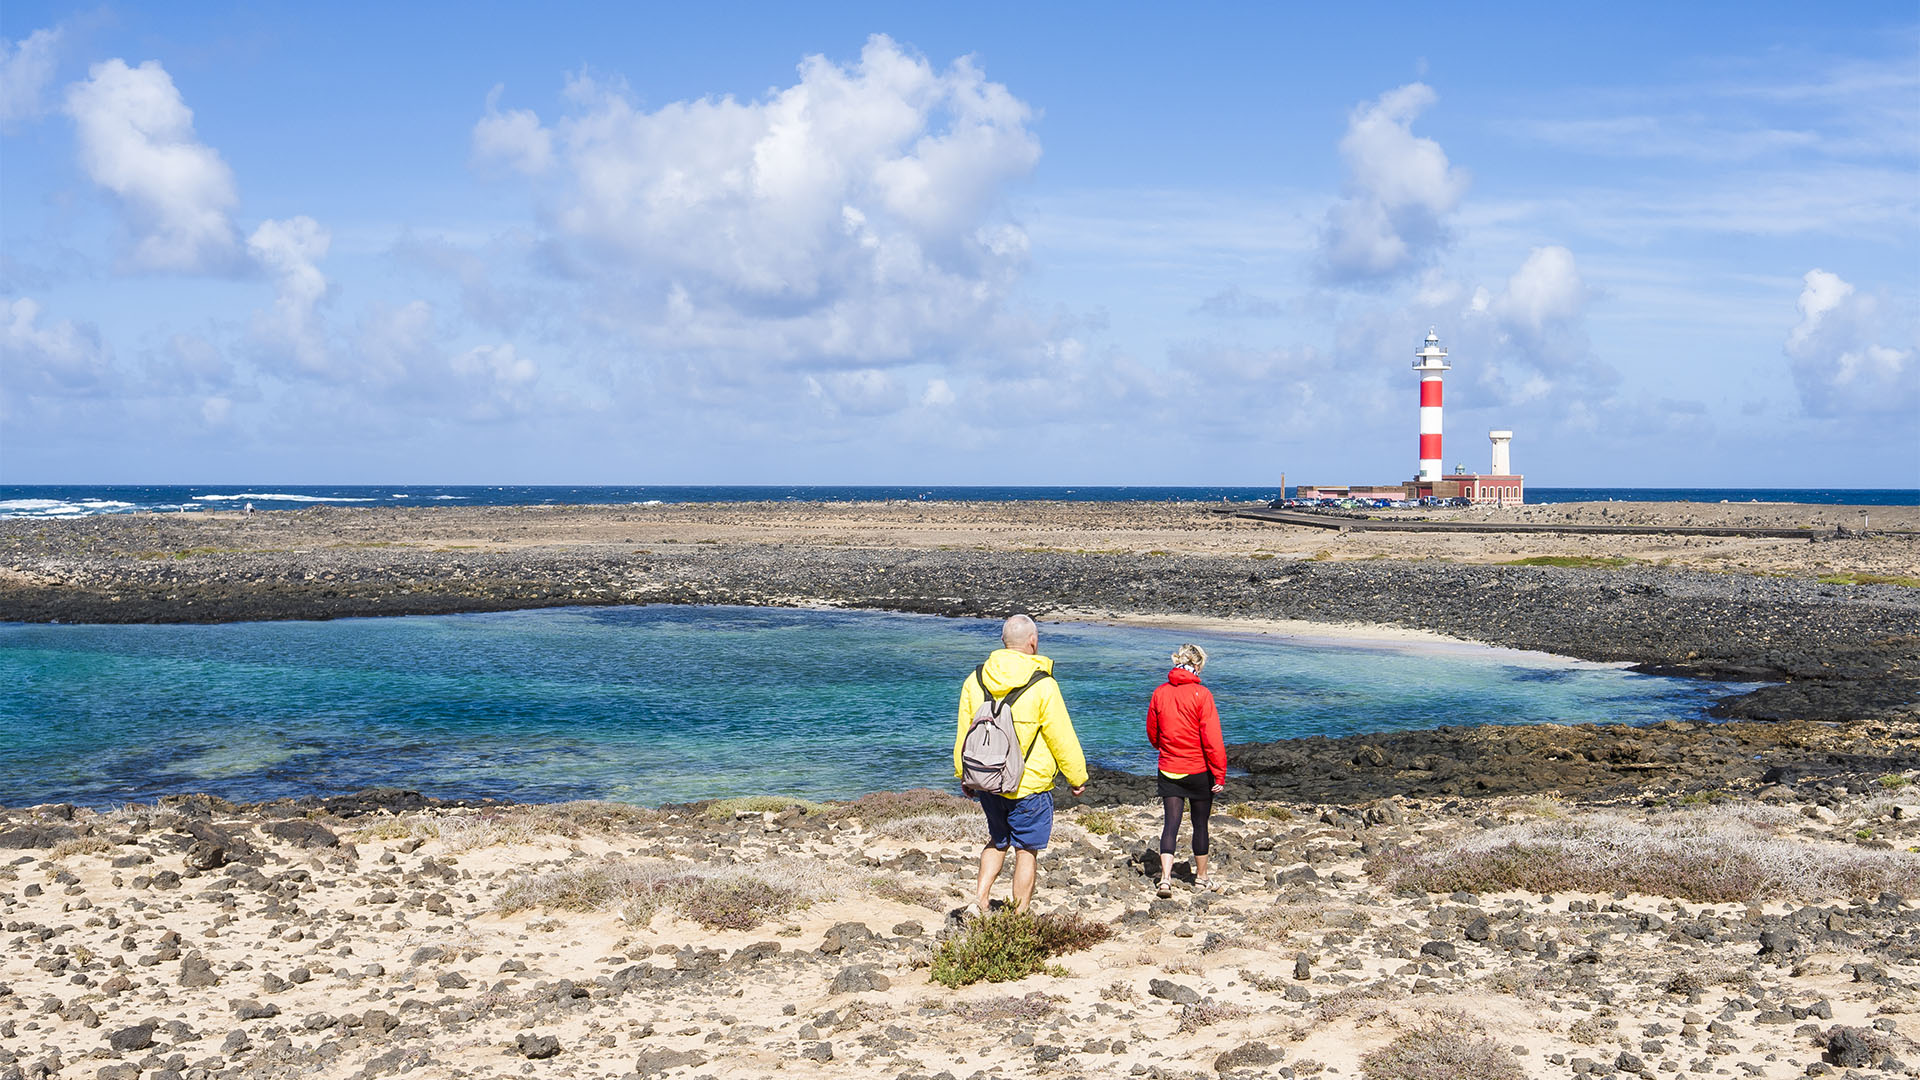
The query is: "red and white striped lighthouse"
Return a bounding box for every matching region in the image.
[1413,327,1450,482]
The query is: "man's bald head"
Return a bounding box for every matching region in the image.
[1001,614,1038,652]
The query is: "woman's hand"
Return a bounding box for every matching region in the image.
[1211,783,1225,794]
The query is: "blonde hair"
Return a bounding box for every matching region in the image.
[1171,643,1208,672]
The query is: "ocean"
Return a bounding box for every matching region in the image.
[2,483,1916,518]
[0,605,1751,809]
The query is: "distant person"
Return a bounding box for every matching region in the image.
[955,613,1088,915]
[1145,643,1226,896]
[243,501,253,515]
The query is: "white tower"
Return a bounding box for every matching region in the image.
[1413,328,1450,482]
[1489,430,1512,475]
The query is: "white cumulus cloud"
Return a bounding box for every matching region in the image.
[1,25,62,130]
[1491,245,1587,334]
[1785,268,1916,418]
[478,34,1042,372]
[64,59,240,272]
[472,84,552,174]
[1321,83,1468,281]
[246,216,332,373]
[0,296,112,395]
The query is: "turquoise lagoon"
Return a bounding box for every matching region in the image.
[0,605,1749,808]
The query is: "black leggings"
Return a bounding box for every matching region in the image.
[1160,795,1211,857]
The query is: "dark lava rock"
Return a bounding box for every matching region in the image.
[178,949,219,983]
[1420,940,1457,961]
[106,1024,153,1052]
[0,826,74,849]
[634,1047,708,1075]
[260,820,338,848]
[828,966,890,994]
[1822,1025,1877,1068]
[182,841,227,871]
[230,999,279,1021]
[1147,978,1200,1004]
[513,1033,560,1060]
[819,922,874,954]
[1216,1041,1285,1071]
[803,1042,833,1062]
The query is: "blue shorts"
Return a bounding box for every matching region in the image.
[977,790,1054,852]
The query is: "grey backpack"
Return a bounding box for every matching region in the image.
[959,666,1052,795]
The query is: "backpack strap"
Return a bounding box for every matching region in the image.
[1000,669,1054,761]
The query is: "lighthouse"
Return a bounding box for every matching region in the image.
[1413,328,1450,482]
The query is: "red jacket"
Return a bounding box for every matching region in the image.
[1146,668,1226,786]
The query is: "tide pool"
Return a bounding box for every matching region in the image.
[0,605,1748,808]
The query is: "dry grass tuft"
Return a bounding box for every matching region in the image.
[496,856,832,931]
[1033,909,1114,954]
[1360,1023,1527,1080]
[1366,804,1920,902]
[866,875,946,910]
[871,813,978,842]
[49,836,114,859]
[953,992,1057,1022]
[701,795,828,821]
[839,788,974,824]
[1228,802,1295,822]
[1177,998,1250,1033]
[351,801,655,850]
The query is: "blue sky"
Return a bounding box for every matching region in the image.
[2,3,1915,486]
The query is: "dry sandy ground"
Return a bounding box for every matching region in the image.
[4,785,1916,1080]
[155,501,1919,582]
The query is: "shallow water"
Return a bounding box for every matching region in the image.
[0,605,1750,808]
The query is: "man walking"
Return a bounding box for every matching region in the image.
[955,614,1088,914]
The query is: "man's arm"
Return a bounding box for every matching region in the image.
[1037,682,1089,792]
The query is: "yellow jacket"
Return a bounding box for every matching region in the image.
[954,648,1088,798]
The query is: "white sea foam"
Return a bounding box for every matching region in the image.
[192,493,375,503]
[0,498,139,518]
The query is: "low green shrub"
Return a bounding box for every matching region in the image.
[1077,809,1118,835]
[930,910,1112,988]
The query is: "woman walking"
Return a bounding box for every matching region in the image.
[1145,643,1226,896]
